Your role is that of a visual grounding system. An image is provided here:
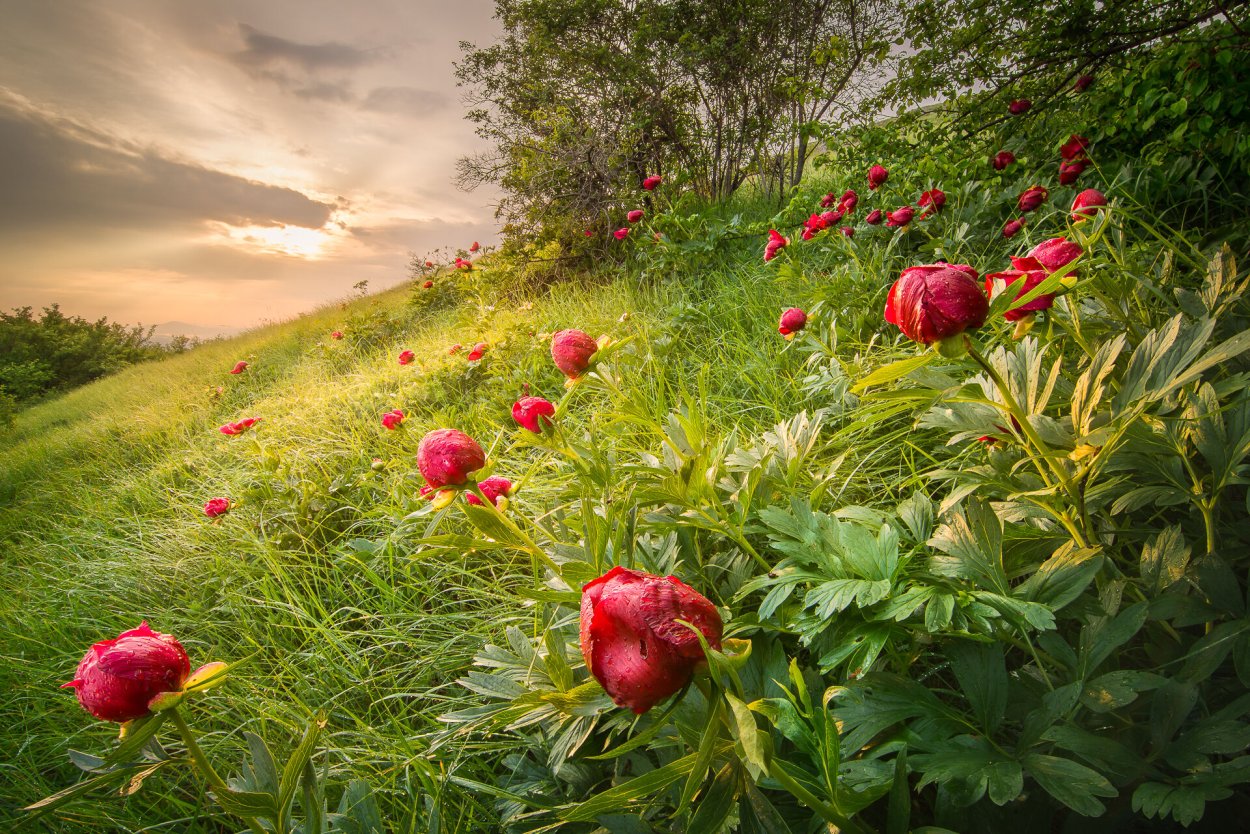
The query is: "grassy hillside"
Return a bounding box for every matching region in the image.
[4,43,1250,832]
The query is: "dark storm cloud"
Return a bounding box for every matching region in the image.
[0,99,333,235]
[232,24,377,72]
[360,86,449,116]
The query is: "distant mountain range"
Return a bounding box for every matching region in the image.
[149,321,246,345]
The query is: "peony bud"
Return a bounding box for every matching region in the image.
[469,241,480,253]
[62,623,191,723]
[398,350,415,365]
[1018,185,1049,212]
[465,476,511,507]
[1073,74,1094,93]
[448,343,462,355]
[579,566,722,714]
[886,206,915,227]
[820,192,836,208]
[425,260,435,267]
[1017,237,1082,274]
[867,164,889,190]
[841,226,854,238]
[614,228,630,240]
[423,280,433,289]
[627,209,644,224]
[1060,134,1090,162]
[551,329,598,378]
[1070,188,1107,222]
[864,209,884,225]
[512,396,555,433]
[993,150,1016,171]
[230,361,248,375]
[885,263,987,345]
[1008,99,1031,115]
[1058,159,1086,185]
[778,307,807,338]
[467,342,488,362]
[1002,218,1026,238]
[331,330,344,340]
[917,188,946,219]
[986,266,1055,321]
[763,228,789,261]
[838,189,858,212]
[417,429,485,487]
[203,497,231,518]
[219,417,261,436]
[642,175,662,191]
[381,409,405,430]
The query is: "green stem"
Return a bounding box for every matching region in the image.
[770,758,875,834]
[169,708,267,834]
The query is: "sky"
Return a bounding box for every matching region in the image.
[0,0,501,332]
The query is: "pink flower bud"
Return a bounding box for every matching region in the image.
[1008,99,1031,115]
[885,263,987,344]
[230,361,248,375]
[469,241,480,253]
[642,175,662,191]
[993,150,1015,171]
[62,623,191,723]
[467,342,488,361]
[398,350,416,365]
[423,280,433,289]
[425,260,435,267]
[1002,218,1026,238]
[614,228,630,240]
[381,409,405,430]
[838,189,858,212]
[778,307,807,336]
[867,164,889,190]
[465,476,511,507]
[1060,134,1090,162]
[841,226,854,237]
[417,429,485,487]
[763,228,789,261]
[203,497,231,518]
[1018,237,1083,274]
[219,417,262,436]
[820,192,836,208]
[448,343,462,355]
[1071,188,1107,222]
[580,567,722,713]
[551,329,598,378]
[1058,159,1086,185]
[512,396,556,433]
[627,209,644,223]
[886,206,915,227]
[865,209,884,225]
[1073,74,1094,93]
[331,330,344,340]
[1018,185,1049,212]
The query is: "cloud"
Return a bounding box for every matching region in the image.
[0,94,333,236]
[360,86,449,116]
[232,24,377,72]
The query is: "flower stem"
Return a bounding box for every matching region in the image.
[169,708,267,834]
[769,758,875,834]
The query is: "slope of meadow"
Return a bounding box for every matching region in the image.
[3,40,1250,833]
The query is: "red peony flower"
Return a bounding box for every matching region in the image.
[230,361,248,375]
[467,341,488,361]
[551,329,598,378]
[1071,188,1108,222]
[465,476,511,507]
[867,164,889,190]
[1059,159,1086,185]
[583,229,594,237]
[381,409,405,430]
[219,417,262,436]
[917,189,946,219]
[642,175,662,191]
[764,228,789,261]
[425,260,435,267]
[203,497,231,518]
[841,226,854,237]
[512,396,555,433]
[838,189,858,212]
[819,209,842,227]
[331,330,344,340]
[398,350,416,365]
[993,150,1015,171]
[579,566,723,714]
[865,209,884,225]
[1008,99,1032,115]
[422,280,433,289]
[1017,237,1083,274]
[1060,134,1090,161]
[455,257,472,270]
[778,307,807,337]
[986,266,1055,321]
[820,192,836,208]
[417,429,485,487]
[448,343,462,355]
[62,622,191,723]
[1018,185,1049,212]
[627,209,644,224]
[885,263,987,345]
[1002,218,1026,238]
[1073,74,1094,93]
[614,228,630,240]
[886,206,915,227]
[801,213,827,241]
[470,241,480,253]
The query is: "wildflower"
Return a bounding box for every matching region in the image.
[885,263,987,345]
[1002,218,1026,238]
[230,361,248,375]
[398,350,415,365]
[1059,159,1086,185]
[467,342,488,361]
[993,150,1015,170]
[886,206,915,227]
[841,226,854,237]
[1018,185,1049,212]
[764,229,789,261]
[1017,237,1083,274]
[986,265,1054,321]
[1073,74,1094,93]
[219,417,261,436]
[642,175,662,190]
[917,188,946,219]
[203,497,231,518]
[579,566,723,714]
[584,229,594,237]
[551,329,598,378]
[331,331,344,340]
[865,209,884,225]
[778,307,807,338]
[1009,99,1032,115]
[417,429,485,487]
[627,210,644,224]
[425,260,435,267]
[470,241,480,253]
[614,228,630,240]
[62,623,191,723]
[1060,134,1090,161]
[381,409,405,430]
[838,189,858,212]
[448,343,462,355]
[820,193,836,208]
[512,396,555,433]
[867,164,889,190]
[1071,188,1108,222]
[465,476,511,507]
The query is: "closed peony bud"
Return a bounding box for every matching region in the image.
[219,417,262,436]
[1008,99,1031,115]
[614,228,630,240]
[763,228,789,261]
[1018,185,1049,212]
[838,189,858,212]
[778,307,807,338]
[551,329,598,378]
[885,263,987,345]
[381,409,405,430]
[917,188,946,219]
[62,623,191,723]
[203,497,231,518]
[1058,159,1086,185]
[425,260,435,267]
[1002,218,1026,238]
[1060,134,1090,162]
[417,429,485,487]
[867,164,889,190]
[841,226,854,237]
[512,396,555,433]
[448,343,462,355]
[865,209,884,225]
[986,266,1055,321]
[820,192,836,208]
[627,209,644,223]
[331,330,344,340]
[580,567,723,714]
[886,206,915,227]
[1071,188,1108,222]
[467,342,488,361]
[993,150,1015,171]
[642,175,662,190]
[1073,74,1094,93]
[230,361,248,375]
[465,476,511,507]
[423,280,433,289]
[398,350,415,365]
[1017,237,1083,274]
[469,241,480,253]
